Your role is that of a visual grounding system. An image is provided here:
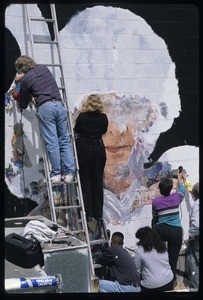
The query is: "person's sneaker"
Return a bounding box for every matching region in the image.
[50,175,61,184]
[62,174,74,183]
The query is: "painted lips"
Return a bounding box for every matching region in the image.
[106,146,132,153]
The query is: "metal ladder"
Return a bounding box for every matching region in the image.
[23,3,109,276]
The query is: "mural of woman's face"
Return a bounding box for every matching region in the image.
[103,121,135,197]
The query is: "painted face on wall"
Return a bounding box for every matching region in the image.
[72,92,158,199]
[6,4,193,203]
[103,121,135,196]
[93,93,157,199]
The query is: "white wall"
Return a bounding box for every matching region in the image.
[5,4,199,248]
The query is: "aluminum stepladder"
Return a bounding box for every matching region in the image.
[23,3,109,277]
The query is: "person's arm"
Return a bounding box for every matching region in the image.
[74,113,83,134]
[101,113,109,134]
[177,169,186,200]
[18,79,32,109]
[95,248,117,266]
[15,73,24,82]
[133,251,142,278]
[151,201,158,227]
[189,201,199,238]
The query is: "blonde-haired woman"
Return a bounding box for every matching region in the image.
[74,94,108,226]
[82,94,105,113]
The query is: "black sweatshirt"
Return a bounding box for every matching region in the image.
[95,245,140,286]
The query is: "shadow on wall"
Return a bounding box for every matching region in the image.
[5,182,38,218]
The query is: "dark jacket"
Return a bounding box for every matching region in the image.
[74,111,108,139]
[18,64,62,108]
[74,110,108,218]
[74,111,108,179]
[95,245,140,286]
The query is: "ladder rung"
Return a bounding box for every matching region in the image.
[47,180,77,186]
[72,229,85,234]
[90,239,109,245]
[44,64,62,67]
[55,205,82,209]
[33,40,58,45]
[30,18,55,23]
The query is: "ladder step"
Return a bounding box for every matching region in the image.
[58,86,65,91]
[71,229,85,234]
[44,63,62,67]
[33,40,58,45]
[90,239,109,245]
[55,205,82,209]
[30,17,55,23]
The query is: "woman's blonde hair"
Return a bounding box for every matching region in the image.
[82,94,104,113]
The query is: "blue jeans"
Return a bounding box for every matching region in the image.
[99,280,141,293]
[37,101,75,177]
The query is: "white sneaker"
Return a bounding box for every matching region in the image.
[62,174,74,183]
[50,175,61,184]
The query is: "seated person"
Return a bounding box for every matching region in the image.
[94,231,140,293]
[134,226,174,292]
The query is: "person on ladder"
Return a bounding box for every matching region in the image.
[14,55,75,184]
[74,94,108,229]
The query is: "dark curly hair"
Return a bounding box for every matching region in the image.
[136,226,166,253]
[158,177,173,196]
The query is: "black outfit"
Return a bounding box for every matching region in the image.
[153,223,183,278]
[95,244,140,286]
[74,111,108,220]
